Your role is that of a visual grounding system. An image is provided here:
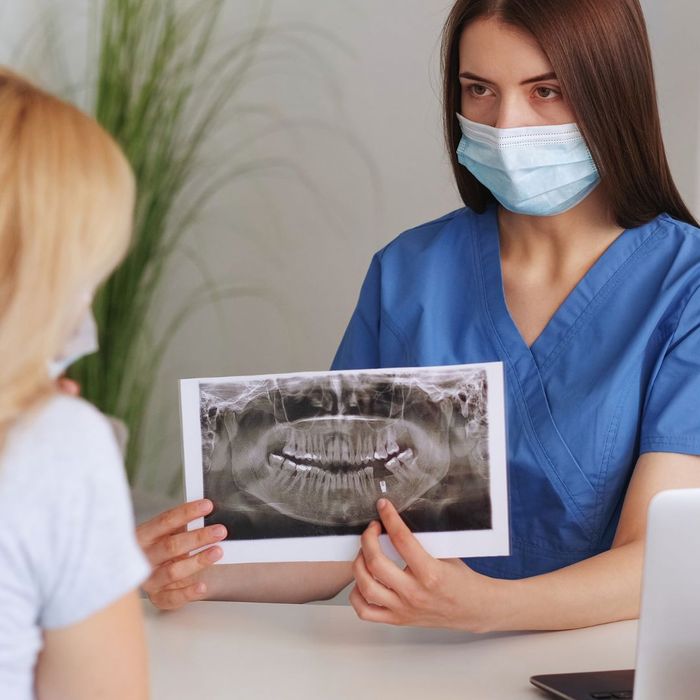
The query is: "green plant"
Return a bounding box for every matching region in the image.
[69,0,272,482]
[27,0,378,491]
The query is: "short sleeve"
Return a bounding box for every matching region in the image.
[330,253,383,371]
[640,286,700,455]
[37,401,151,629]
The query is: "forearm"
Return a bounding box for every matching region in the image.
[202,561,354,603]
[486,540,644,632]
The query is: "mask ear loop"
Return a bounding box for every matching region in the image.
[47,306,99,379]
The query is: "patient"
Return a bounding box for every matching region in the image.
[0,69,150,699]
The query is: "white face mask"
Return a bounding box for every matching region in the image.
[48,308,99,379]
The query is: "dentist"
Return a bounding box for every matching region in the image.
[140,0,700,632]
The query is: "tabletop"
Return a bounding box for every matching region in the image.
[143,600,638,699]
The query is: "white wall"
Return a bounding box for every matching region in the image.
[141,0,462,493]
[1,1,698,497]
[641,0,700,211]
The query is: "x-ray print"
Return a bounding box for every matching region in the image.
[181,363,509,563]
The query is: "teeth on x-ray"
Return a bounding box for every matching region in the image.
[199,368,491,528]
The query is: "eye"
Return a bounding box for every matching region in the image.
[534,86,560,100]
[466,83,493,98]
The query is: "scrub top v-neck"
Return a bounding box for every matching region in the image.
[331,204,700,579]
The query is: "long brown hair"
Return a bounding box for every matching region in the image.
[442,0,698,229]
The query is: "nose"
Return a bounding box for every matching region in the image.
[494,95,530,129]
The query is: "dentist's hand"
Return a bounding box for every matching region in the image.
[350,498,501,632]
[137,499,227,610]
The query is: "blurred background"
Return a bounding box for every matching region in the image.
[0,0,697,515]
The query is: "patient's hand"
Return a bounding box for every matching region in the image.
[137,499,227,610]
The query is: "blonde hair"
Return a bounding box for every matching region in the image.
[0,68,135,440]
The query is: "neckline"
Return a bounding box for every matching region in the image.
[475,204,665,368]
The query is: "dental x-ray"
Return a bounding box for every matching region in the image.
[180,362,509,563]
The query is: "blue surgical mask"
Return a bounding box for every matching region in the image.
[456,113,600,217]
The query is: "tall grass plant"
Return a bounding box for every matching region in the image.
[70,0,273,481]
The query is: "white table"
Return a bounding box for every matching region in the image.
[144,601,637,699]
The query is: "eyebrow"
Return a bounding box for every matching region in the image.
[459,71,558,85]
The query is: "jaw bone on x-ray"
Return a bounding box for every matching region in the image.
[182,363,509,562]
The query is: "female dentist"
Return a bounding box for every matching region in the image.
[139,0,700,632]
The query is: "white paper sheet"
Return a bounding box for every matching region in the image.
[180,362,509,563]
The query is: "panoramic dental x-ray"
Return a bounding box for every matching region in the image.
[181,363,508,562]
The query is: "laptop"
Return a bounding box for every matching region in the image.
[530,488,700,700]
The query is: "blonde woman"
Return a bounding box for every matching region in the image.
[0,69,150,699]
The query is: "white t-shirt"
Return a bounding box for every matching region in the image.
[0,395,151,699]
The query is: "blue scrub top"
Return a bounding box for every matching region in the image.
[330,204,700,579]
